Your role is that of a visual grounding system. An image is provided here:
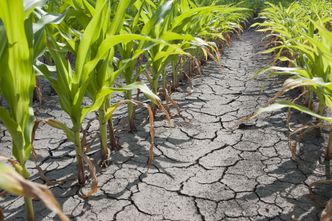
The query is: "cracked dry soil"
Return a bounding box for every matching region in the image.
[1,30,329,221]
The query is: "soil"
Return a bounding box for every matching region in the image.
[0,30,330,221]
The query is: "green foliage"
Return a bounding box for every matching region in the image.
[252,0,332,159]
[201,0,292,11]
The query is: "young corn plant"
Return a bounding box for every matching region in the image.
[251,5,332,152]
[114,0,150,132]
[168,1,251,76]
[165,1,251,89]
[252,1,332,110]
[0,0,64,219]
[127,1,191,113]
[85,0,126,162]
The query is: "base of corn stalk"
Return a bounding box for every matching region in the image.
[99,133,110,167]
[77,155,86,186]
[126,91,137,133]
[128,118,137,133]
[160,88,186,122]
[79,154,98,198]
[74,128,86,186]
[108,119,121,151]
[99,147,110,168]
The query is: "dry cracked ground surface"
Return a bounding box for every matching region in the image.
[1,30,331,221]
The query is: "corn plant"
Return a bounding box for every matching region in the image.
[252,0,331,108]
[0,0,64,219]
[50,0,170,165]
[86,0,129,161]
[105,0,199,131]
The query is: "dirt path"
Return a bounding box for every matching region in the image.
[1,30,327,220]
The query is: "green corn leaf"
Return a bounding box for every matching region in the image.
[24,0,44,17]
[141,0,174,36]
[81,87,116,123]
[0,107,24,163]
[253,100,332,123]
[104,102,123,121]
[33,12,66,33]
[74,0,107,86]
[0,24,6,58]
[108,0,131,35]
[46,119,75,143]
[121,81,161,104]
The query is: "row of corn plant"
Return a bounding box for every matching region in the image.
[252,0,332,157]
[0,0,251,220]
[251,1,332,218]
[38,0,168,187]
[96,0,252,131]
[40,0,251,175]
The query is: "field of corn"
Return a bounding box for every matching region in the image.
[0,0,332,220]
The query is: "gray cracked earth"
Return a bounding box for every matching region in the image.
[1,30,330,221]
